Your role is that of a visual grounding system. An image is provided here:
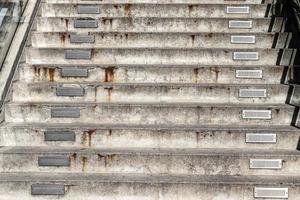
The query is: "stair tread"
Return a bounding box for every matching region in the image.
[2,122,299,132]
[1,172,300,185]
[0,146,299,156]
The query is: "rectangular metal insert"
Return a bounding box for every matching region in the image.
[44,131,76,142]
[74,19,98,28]
[231,35,256,44]
[233,52,259,61]
[70,34,95,43]
[226,6,250,14]
[250,159,282,169]
[254,187,288,198]
[236,70,263,79]
[239,89,267,98]
[51,108,80,118]
[56,87,85,97]
[61,68,88,77]
[246,133,277,143]
[38,156,70,167]
[229,20,252,29]
[242,110,272,119]
[65,50,91,60]
[77,5,100,14]
[31,184,65,195]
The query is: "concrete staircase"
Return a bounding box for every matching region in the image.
[0,0,300,199]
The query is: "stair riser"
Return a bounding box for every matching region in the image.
[1,127,299,150]
[0,153,299,176]
[36,18,282,33]
[26,49,292,66]
[1,181,297,200]
[45,0,274,5]
[12,84,290,104]
[19,66,287,84]
[41,4,269,18]
[31,32,289,49]
[4,104,295,125]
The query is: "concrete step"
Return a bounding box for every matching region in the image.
[0,147,299,176]
[41,3,271,18]
[11,82,290,104]
[19,65,288,84]
[45,0,274,4]
[35,17,283,33]
[1,123,299,150]
[25,48,295,66]
[0,173,298,199]
[4,103,296,126]
[30,32,291,49]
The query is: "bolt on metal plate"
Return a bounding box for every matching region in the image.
[65,50,91,60]
[242,110,272,119]
[51,108,81,118]
[56,87,85,97]
[31,184,65,195]
[239,88,267,98]
[229,20,253,29]
[226,6,250,14]
[38,156,70,167]
[254,187,288,198]
[74,19,98,28]
[246,133,277,143]
[233,52,259,61]
[44,131,76,142]
[61,68,88,77]
[235,70,263,79]
[250,159,282,169]
[231,35,256,44]
[77,5,100,14]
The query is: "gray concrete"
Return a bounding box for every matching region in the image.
[0,173,299,199]
[18,65,288,84]
[11,82,290,104]
[41,3,270,18]
[35,17,283,33]
[1,0,299,198]
[25,48,292,66]
[4,103,295,125]
[0,147,299,176]
[45,0,274,4]
[31,32,290,49]
[1,123,299,149]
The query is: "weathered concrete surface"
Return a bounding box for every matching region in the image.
[25,48,292,66]
[1,173,299,200]
[36,17,283,33]
[31,32,290,49]
[1,124,299,149]
[41,3,270,18]
[19,65,287,84]
[45,0,274,4]
[0,147,299,176]
[4,103,295,125]
[12,82,290,104]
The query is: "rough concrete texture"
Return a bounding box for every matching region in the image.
[19,65,287,84]
[1,124,299,149]
[1,0,300,199]
[11,83,290,104]
[36,17,283,33]
[41,3,269,18]
[31,32,288,49]
[25,48,290,66]
[4,103,295,125]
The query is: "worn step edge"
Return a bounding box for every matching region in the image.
[0,147,299,156]
[1,122,299,132]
